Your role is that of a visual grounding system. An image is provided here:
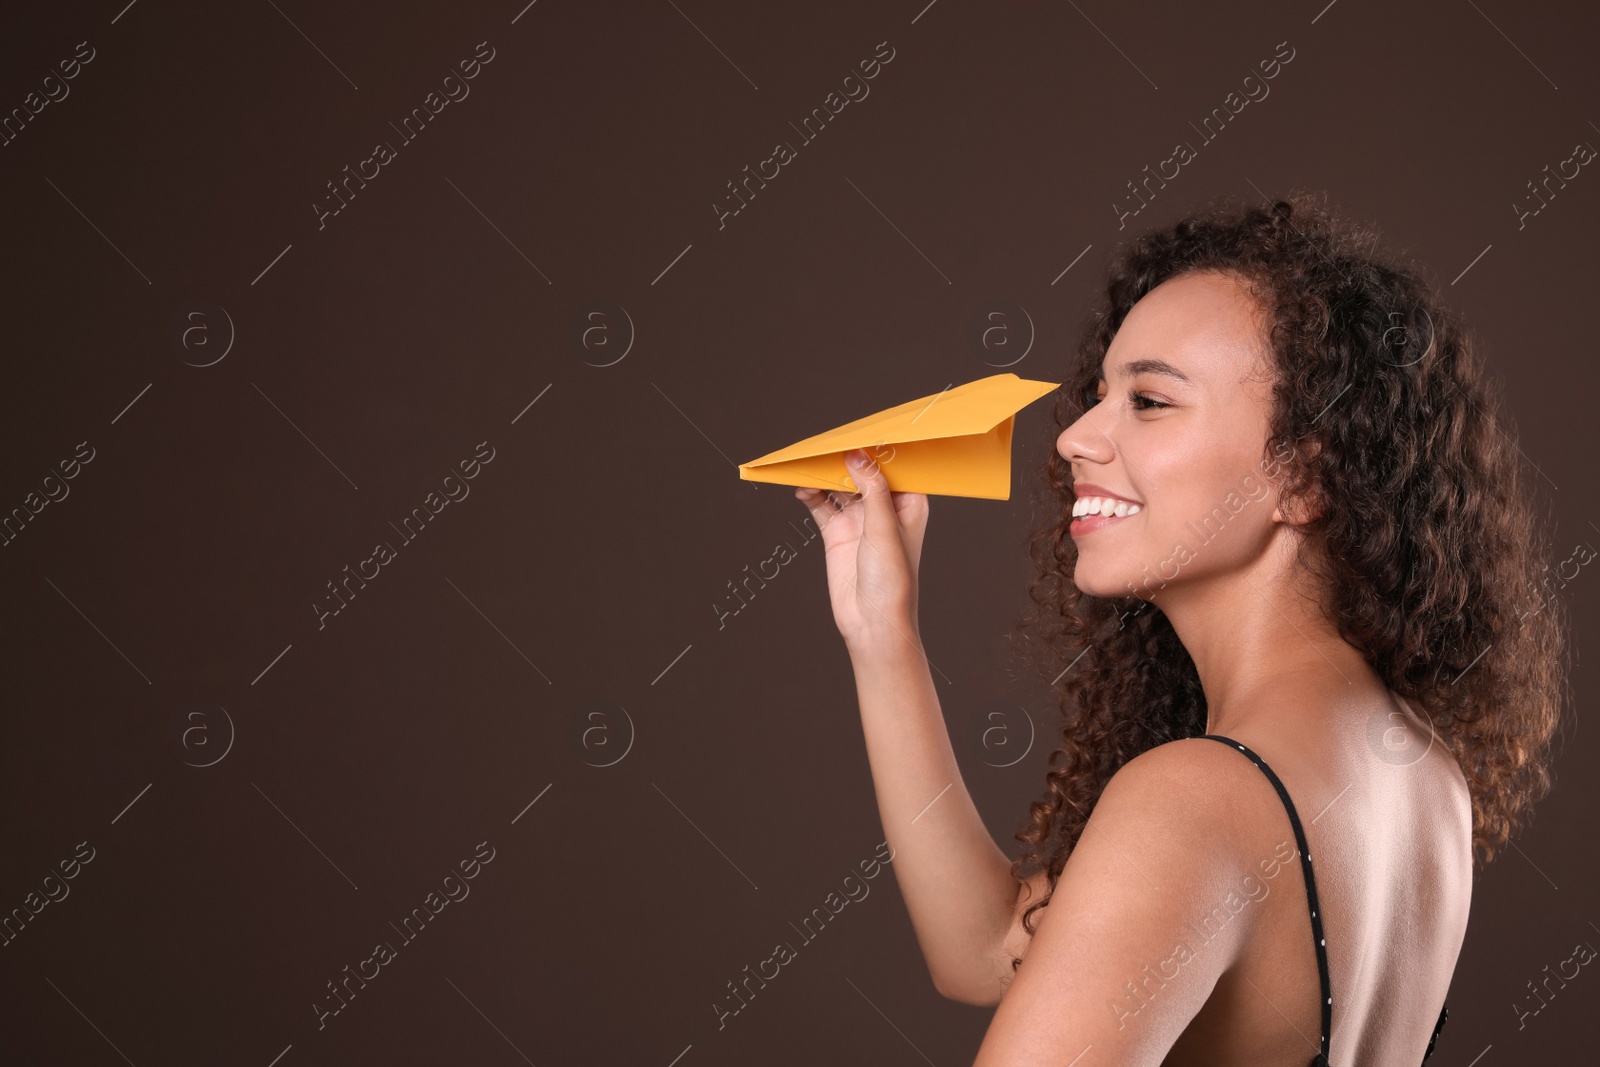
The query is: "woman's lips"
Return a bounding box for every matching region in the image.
[1069,485,1143,538]
[1069,509,1139,536]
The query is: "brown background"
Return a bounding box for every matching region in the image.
[0,0,1595,1063]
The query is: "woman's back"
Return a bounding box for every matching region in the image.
[1160,692,1473,1067]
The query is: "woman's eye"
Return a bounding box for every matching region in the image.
[1129,390,1169,411]
[1082,383,1104,408]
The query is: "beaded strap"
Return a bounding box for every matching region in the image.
[1422,1004,1449,1062]
[1198,736,1334,1066]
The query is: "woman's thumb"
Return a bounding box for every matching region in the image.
[845,449,896,539]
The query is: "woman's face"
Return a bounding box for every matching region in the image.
[1055,270,1292,600]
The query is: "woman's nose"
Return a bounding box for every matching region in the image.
[1057,408,1116,465]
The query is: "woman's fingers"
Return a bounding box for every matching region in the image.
[797,486,864,539]
[889,490,930,572]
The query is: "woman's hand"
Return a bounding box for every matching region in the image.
[795,447,929,654]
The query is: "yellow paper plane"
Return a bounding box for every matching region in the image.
[739,372,1062,500]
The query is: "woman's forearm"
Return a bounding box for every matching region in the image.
[848,632,1019,1004]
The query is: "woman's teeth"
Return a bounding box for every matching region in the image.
[1072,496,1142,519]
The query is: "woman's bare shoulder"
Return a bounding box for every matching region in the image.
[999,736,1297,966]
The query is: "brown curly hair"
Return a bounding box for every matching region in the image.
[1004,189,1572,969]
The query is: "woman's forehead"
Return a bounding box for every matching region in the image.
[1104,273,1271,384]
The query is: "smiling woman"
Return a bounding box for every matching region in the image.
[796,190,1569,1067]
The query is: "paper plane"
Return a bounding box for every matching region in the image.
[739,372,1061,500]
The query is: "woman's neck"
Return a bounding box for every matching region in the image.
[1150,545,1382,737]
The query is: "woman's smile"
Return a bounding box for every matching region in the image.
[1069,484,1144,537]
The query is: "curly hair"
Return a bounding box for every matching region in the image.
[1003,189,1572,969]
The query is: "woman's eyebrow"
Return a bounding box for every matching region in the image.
[1109,357,1193,384]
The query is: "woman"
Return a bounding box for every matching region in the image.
[794,191,1568,1066]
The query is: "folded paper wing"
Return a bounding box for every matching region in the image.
[739,373,1062,500]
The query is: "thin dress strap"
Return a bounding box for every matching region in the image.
[1198,735,1333,1067]
[1422,1003,1448,1063]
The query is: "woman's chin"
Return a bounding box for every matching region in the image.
[1071,560,1136,600]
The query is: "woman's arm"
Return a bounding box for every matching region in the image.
[972,741,1260,1065]
[848,634,1027,1005]
[796,449,1029,1005]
